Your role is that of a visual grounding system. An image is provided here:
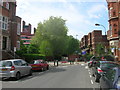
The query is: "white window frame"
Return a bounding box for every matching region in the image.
[17,41,20,50]
[0,1,3,6]
[1,16,8,30]
[17,23,21,35]
[6,2,9,10]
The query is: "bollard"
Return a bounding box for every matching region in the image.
[57,60,58,66]
[54,60,55,66]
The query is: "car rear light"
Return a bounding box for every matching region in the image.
[97,68,103,73]
[10,66,15,71]
[90,61,92,64]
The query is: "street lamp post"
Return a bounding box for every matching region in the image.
[76,35,78,39]
[95,23,107,54]
[95,24,106,35]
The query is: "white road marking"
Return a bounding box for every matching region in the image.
[90,75,92,78]
[85,66,88,69]
[81,64,84,66]
[91,80,93,84]
[89,72,91,75]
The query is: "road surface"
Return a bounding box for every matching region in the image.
[1,63,100,89]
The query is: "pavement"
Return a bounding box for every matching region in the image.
[48,61,86,67]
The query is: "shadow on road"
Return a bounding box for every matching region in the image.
[1,66,66,82]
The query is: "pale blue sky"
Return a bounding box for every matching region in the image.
[16,0,109,40]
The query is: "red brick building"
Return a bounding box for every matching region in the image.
[80,30,109,55]
[80,35,88,50]
[1,2,10,60]
[0,1,21,60]
[91,30,109,55]
[21,21,32,35]
[107,0,120,61]
[20,21,35,45]
[87,32,92,54]
[9,2,21,51]
[68,54,80,61]
[88,32,92,47]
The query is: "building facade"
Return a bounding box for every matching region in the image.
[0,1,21,60]
[80,35,88,53]
[107,0,120,61]
[80,30,109,55]
[0,2,10,60]
[9,2,21,51]
[20,21,35,45]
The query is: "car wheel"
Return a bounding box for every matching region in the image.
[44,67,47,71]
[29,69,32,76]
[92,74,95,77]
[15,72,21,80]
[41,67,44,71]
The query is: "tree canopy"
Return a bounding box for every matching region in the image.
[31,16,80,58]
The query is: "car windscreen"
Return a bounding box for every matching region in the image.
[100,63,118,68]
[0,61,12,67]
[30,60,42,64]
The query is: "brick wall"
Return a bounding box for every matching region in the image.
[83,35,88,48]
[107,1,120,61]
[88,32,92,46]
[22,21,32,35]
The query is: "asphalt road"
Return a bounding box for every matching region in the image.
[1,63,100,89]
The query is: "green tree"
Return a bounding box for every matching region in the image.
[27,44,39,54]
[31,16,68,58]
[39,40,53,56]
[95,43,105,56]
[65,35,80,55]
[16,40,27,57]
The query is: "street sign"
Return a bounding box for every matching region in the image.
[81,51,86,55]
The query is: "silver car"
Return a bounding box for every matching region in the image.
[0,59,32,80]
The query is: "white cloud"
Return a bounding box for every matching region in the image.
[16,0,106,3]
[16,0,108,39]
[87,4,108,19]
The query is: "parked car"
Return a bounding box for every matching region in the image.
[29,60,49,71]
[88,56,100,68]
[88,55,115,68]
[61,61,68,63]
[92,61,119,82]
[100,67,120,90]
[0,59,32,80]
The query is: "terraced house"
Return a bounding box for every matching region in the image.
[107,0,120,61]
[80,30,109,55]
[20,21,36,45]
[0,1,21,60]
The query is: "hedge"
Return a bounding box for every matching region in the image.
[23,54,45,63]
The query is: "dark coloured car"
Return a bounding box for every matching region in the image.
[29,60,49,71]
[91,61,119,82]
[100,67,120,90]
[88,55,115,68]
[88,56,100,68]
